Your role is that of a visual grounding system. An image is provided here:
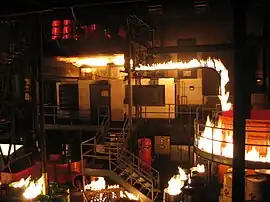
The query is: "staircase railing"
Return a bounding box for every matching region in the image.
[80,106,110,161]
[81,108,160,201]
[81,141,159,201]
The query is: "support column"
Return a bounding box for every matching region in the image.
[263,0,270,97]
[37,14,48,195]
[232,1,249,202]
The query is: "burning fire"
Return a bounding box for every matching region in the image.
[190,164,205,173]
[136,58,231,111]
[84,177,139,201]
[23,176,44,200]
[198,116,270,162]
[58,56,231,111]
[9,176,44,200]
[166,167,187,195]
[11,176,31,188]
[57,54,125,67]
[166,165,205,196]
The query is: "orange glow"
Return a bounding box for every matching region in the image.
[135,58,231,112]
[198,116,270,162]
[57,54,125,67]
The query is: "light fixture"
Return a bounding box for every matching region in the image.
[256,78,263,84]
[189,86,195,91]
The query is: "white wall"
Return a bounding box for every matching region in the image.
[176,78,203,105]
[124,78,176,119]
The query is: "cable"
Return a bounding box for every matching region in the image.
[0,0,150,18]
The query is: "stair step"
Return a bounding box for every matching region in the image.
[144,182,152,188]
[104,142,123,146]
[109,128,123,131]
[138,177,146,183]
[108,133,122,137]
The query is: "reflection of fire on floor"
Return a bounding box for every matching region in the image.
[84,177,139,201]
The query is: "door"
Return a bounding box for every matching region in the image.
[59,84,79,118]
[90,84,110,123]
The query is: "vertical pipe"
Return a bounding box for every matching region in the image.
[125,17,133,148]
[37,14,48,195]
[263,0,270,96]
[232,1,248,202]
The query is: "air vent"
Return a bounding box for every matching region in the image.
[148,5,163,15]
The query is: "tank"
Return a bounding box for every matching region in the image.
[223,173,232,202]
[52,20,62,40]
[245,175,266,201]
[138,138,152,170]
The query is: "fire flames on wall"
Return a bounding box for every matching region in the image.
[57,56,232,111]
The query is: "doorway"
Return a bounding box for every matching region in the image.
[89,83,110,123]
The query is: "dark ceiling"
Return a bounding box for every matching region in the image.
[1,0,153,16]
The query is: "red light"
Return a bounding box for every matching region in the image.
[52,20,61,40]
[91,24,97,32]
[62,20,73,40]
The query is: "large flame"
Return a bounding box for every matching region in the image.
[167,167,187,195]
[198,116,270,162]
[57,54,125,67]
[23,176,44,200]
[136,58,231,111]
[57,56,231,112]
[84,177,139,201]
[11,176,31,188]
[10,176,44,200]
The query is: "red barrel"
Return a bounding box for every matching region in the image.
[138,138,152,170]
[52,20,61,40]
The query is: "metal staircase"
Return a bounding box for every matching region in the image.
[81,116,160,201]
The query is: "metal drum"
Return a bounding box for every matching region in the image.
[163,188,182,202]
[138,138,152,171]
[222,173,232,202]
[53,193,70,202]
[245,175,266,201]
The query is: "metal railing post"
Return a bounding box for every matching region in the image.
[168,104,171,124]
[53,106,56,124]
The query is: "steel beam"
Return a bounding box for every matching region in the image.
[232,1,249,202]
[148,44,233,54]
[148,37,269,54]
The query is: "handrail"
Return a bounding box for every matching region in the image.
[1,152,33,172]
[119,146,160,187]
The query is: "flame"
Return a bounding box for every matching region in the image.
[167,167,187,195]
[84,177,139,201]
[190,164,205,173]
[136,58,231,111]
[11,176,31,188]
[23,176,44,200]
[56,54,125,67]
[84,177,106,191]
[198,116,270,162]
[57,56,231,111]
[10,176,44,200]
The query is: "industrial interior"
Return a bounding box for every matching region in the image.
[0,0,269,202]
